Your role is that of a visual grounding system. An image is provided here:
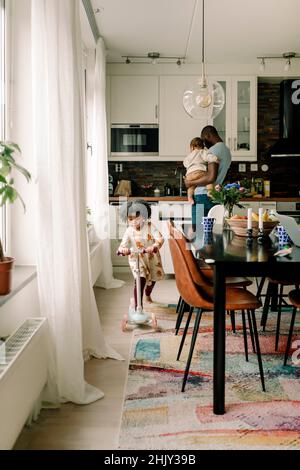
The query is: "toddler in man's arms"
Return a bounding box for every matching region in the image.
[184,137,219,204]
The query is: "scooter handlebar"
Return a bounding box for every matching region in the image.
[117,248,147,256]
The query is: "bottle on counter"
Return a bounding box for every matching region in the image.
[263,180,270,197]
[255,178,263,196]
[164,183,171,196]
[250,177,257,195]
[154,187,160,197]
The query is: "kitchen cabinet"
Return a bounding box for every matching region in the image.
[159,76,207,157]
[158,202,192,274]
[110,76,159,124]
[212,76,257,161]
[159,75,257,160]
[233,200,276,216]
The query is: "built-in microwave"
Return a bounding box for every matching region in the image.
[111,124,159,156]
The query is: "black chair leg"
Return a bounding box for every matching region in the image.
[284,306,297,366]
[261,281,272,330]
[241,310,248,362]
[230,310,236,333]
[256,277,266,301]
[250,310,266,392]
[275,284,284,351]
[247,309,256,353]
[177,306,194,361]
[175,300,186,335]
[182,308,202,392]
[176,296,182,313]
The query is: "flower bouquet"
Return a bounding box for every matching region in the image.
[141,183,153,197]
[209,182,249,219]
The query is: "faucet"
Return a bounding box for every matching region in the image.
[175,166,184,197]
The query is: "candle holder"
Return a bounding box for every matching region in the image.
[257,228,265,244]
[246,228,253,245]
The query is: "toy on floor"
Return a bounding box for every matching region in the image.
[117,248,158,331]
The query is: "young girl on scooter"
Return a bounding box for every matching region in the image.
[118,200,164,309]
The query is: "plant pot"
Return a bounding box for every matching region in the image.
[0,257,15,295]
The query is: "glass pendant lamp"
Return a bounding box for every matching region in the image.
[183,0,225,120]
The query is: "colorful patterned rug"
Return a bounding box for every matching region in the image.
[118,303,300,450]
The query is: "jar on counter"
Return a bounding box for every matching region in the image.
[154,187,160,197]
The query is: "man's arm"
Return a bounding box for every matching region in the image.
[185,162,219,188]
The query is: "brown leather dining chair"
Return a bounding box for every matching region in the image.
[284,289,300,366]
[173,223,252,335]
[168,223,265,393]
[260,277,300,351]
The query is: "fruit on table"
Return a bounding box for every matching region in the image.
[230,211,274,222]
[230,214,247,220]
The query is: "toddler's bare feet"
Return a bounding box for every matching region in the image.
[145,295,153,303]
[188,197,194,205]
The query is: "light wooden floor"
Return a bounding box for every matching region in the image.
[14,273,179,450]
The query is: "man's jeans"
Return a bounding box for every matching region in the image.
[191,194,215,234]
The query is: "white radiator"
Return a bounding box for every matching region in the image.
[0,318,48,449]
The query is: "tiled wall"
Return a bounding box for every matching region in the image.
[108,82,300,197]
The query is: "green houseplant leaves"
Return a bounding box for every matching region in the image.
[0,141,31,261]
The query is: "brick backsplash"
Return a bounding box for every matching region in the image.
[108,82,300,197]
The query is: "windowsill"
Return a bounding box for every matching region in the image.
[0,266,37,308]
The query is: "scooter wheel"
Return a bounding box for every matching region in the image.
[121,315,128,332]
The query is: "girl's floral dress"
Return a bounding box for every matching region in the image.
[119,221,164,285]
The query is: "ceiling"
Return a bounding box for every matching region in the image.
[91,0,300,64]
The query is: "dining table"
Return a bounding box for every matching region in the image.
[188,224,300,415]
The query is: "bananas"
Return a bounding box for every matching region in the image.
[251,210,272,222]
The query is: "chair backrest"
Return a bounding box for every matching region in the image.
[168,222,214,299]
[207,204,225,224]
[168,235,213,310]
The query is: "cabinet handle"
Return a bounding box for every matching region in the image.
[155,105,159,119]
[234,138,237,151]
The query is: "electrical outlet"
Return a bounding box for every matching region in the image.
[239,164,246,172]
[115,163,123,173]
[250,163,258,172]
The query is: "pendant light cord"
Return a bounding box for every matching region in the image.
[201,0,206,81]
[202,0,205,64]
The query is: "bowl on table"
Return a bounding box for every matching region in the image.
[226,218,279,237]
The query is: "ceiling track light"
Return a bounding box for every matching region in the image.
[257,52,300,72]
[121,52,185,65]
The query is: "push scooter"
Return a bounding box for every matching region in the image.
[117,248,158,331]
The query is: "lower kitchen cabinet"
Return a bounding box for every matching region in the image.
[158,202,192,274]
[233,200,277,216]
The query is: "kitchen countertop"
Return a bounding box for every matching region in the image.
[109,196,300,203]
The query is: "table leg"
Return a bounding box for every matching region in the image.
[213,263,226,415]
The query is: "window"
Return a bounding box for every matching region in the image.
[0,0,7,253]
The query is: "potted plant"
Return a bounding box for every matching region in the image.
[0,141,31,295]
[209,182,248,219]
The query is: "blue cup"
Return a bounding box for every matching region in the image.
[276,225,291,245]
[202,216,215,232]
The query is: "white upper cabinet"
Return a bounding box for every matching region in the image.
[108,74,257,161]
[159,76,205,157]
[110,76,159,124]
[211,76,257,161]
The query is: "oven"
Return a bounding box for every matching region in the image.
[111,124,159,156]
[277,201,300,224]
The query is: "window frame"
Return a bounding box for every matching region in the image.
[0,0,8,254]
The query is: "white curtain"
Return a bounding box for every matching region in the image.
[86,38,124,289]
[31,0,122,406]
